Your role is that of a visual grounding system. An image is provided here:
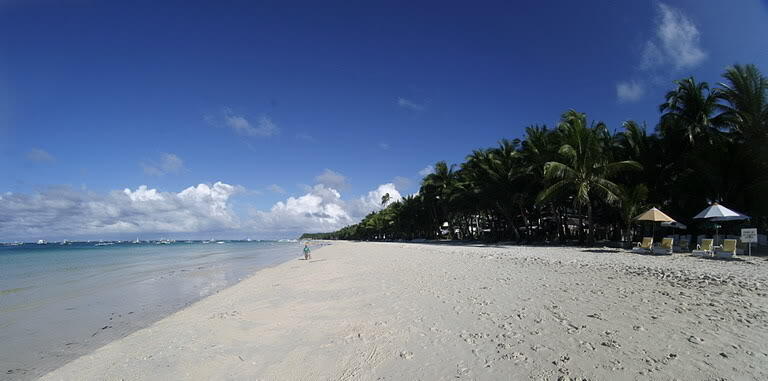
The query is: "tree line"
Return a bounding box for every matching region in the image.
[301,64,768,244]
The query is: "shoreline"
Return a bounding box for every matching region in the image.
[41,242,768,380]
[1,242,305,381]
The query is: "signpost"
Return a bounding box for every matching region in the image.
[741,228,758,256]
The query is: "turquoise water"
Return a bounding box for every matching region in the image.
[0,240,304,379]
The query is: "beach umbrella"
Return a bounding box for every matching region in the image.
[693,203,749,243]
[661,221,688,230]
[661,221,687,229]
[661,220,687,240]
[693,203,745,220]
[634,207,675,239]
[711,211,750,222]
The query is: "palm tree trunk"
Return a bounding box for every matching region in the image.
[496,201,520,241]
[587,202,594,245]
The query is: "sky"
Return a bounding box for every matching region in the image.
[1,0,767,241]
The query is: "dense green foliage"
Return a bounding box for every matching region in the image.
[301,65,768,244]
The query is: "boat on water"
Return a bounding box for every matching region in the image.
[37,239,47,245]
[60,240,72,245]
[133,237,141,244]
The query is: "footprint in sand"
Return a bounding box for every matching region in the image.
[399,351,414,360]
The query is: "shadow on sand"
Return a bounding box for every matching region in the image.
[580,249,622,254]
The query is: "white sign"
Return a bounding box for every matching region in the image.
[741,228,758,243]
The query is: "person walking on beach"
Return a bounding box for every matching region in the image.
[303,243,311,260]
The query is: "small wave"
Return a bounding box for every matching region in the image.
[0,286,34,296]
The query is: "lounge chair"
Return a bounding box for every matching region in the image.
[675,239,690,253]
[715,239,737,259]
[692,239,713,257]
[652,238,674,255]
[632,237,653,254]
[736,240,746,255]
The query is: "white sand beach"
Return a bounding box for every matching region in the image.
[41,242,768,380]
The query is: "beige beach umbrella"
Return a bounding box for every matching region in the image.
[634,207,675,222]
[634,207,675,239]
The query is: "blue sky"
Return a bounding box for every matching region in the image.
[1,1,767,240]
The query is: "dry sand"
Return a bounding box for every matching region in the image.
[41,242,768,380]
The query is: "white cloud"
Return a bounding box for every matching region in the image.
[639,41,664,71]
[25,148,55,163]
[379,142,390,150]
[295,133,314,141]
[418,165,435,177]
[207,108,279,137]
[641,3,706,71]
[142,153,186,176]
[617,3,706,102]
[616,81,645,103]
[249,185,352,233]
[393,176,412,190]
[397,97,425,111]
[314,169,348,190]
[249,183,402,234]
[348,183,402,217]
[267,184,286,194]
[0,179,408,239]
[0,182,242,240]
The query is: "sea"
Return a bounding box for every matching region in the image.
[0,240,307,380]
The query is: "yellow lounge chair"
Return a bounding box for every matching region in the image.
[632,237,653,253]
[715,239,737,259]
[675,239,690,253]
[653,237,674,255]
[692,239,713,257]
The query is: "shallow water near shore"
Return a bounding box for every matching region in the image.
[0,241,303,379]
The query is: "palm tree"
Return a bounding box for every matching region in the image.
[463,139,533,241]
[715,64,768,220]
[536,110,642,244]
[717,64,768,141]
[659,77,723,146]
[421,161,458,238]
[381,193,391,206]
[617,184,648,244]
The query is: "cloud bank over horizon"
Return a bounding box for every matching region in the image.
[0,180,403,241]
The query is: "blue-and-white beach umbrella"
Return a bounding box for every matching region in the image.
[693,203,749,242]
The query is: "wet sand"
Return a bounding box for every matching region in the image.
[41,241,768,380]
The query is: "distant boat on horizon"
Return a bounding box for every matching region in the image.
[37,239,47,245]
[133,237,141,244]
